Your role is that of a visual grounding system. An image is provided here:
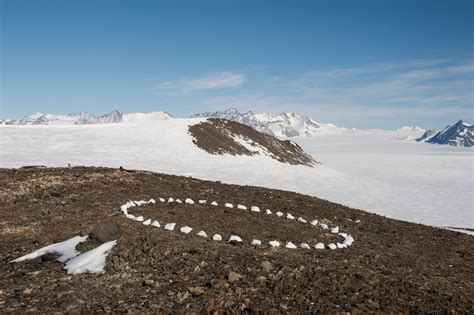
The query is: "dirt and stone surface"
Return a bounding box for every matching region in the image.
[189,118,318,166]
[0,166,473,313]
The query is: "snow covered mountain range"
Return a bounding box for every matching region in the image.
[191,108,322,137]
[2,108,325,138]
[416,120,473,147]
[2,108,472,146]
[0,110,173,126]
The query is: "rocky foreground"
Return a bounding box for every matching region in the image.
[0,167,472,313]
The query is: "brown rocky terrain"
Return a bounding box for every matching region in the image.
[189,118,318,166]
[0,166,473,313]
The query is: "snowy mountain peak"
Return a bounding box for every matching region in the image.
[422,120,473,147]
[398,126,425,132]
[192,108,320,137]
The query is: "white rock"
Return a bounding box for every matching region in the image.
[135,216,144,222]
[337,242,346,249]
[237,204,247,210]
[276,211,284,217]
[300,243,311,249]
[148,198,156,204]
[330,226,340,234]
[251,206,260,212]
[176,199,183,204]
[297,217,307,223]
[285,242,297,249]
[286,213,295,220]
[185,198,194,204]
[121,208,128,215]
[197,231,207,238]
[159,198,166,203]
[126,201,136,208]
[143,219,152,226]
[180,226,193,234]
[310,219,318,226]
[224,203,233,208]
[135,200,147,206]
[125,214,135,220]
[314,243,325,249]
[211,201,218,206]
[251,239,261,246]
[344,235,354,246]
[328,243,337,250]
[265,209,272,215]
[320,223,328,229]
[228,235,242,243]
[164,223,176,231]
[355,219,361,223]
[269,240,280,247]
[198,200,207,204]
[120,205,128,212]
[167,197,174,203]
[212,234,222,241]
[338,232,348,238]
[151,220,160,228]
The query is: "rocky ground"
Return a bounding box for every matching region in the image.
[189,118,317,166]
[0,166,472,313]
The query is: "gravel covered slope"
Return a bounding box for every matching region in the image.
[0,167,472,313]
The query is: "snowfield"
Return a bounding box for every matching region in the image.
[0,119,472,230]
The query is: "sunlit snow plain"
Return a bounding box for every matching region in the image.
[1,119,472,230]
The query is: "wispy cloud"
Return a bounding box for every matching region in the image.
[153,72,245,95]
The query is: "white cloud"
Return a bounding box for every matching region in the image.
[153,72,245,95]
[183,72,245,90]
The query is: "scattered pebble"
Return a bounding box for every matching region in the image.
[142,219,151,226]
[265,209,272,214]
[185,198,194,204]
[212,234,222,241]
[224,203,233,208]
[151,220,160,228]
[197,231,207,238]
[237,204,247,210]
[261,261,272,273]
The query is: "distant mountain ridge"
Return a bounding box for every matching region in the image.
[191,108,321,137]
[417,120,473,147]
[1,110,173,125]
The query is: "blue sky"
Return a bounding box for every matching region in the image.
[1,0,473,129]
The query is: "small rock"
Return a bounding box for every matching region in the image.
[143,279,154,286]
[227,271,242,283]
[261,261,273,273]
[22,288,33,295]
[91,222,122,243]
